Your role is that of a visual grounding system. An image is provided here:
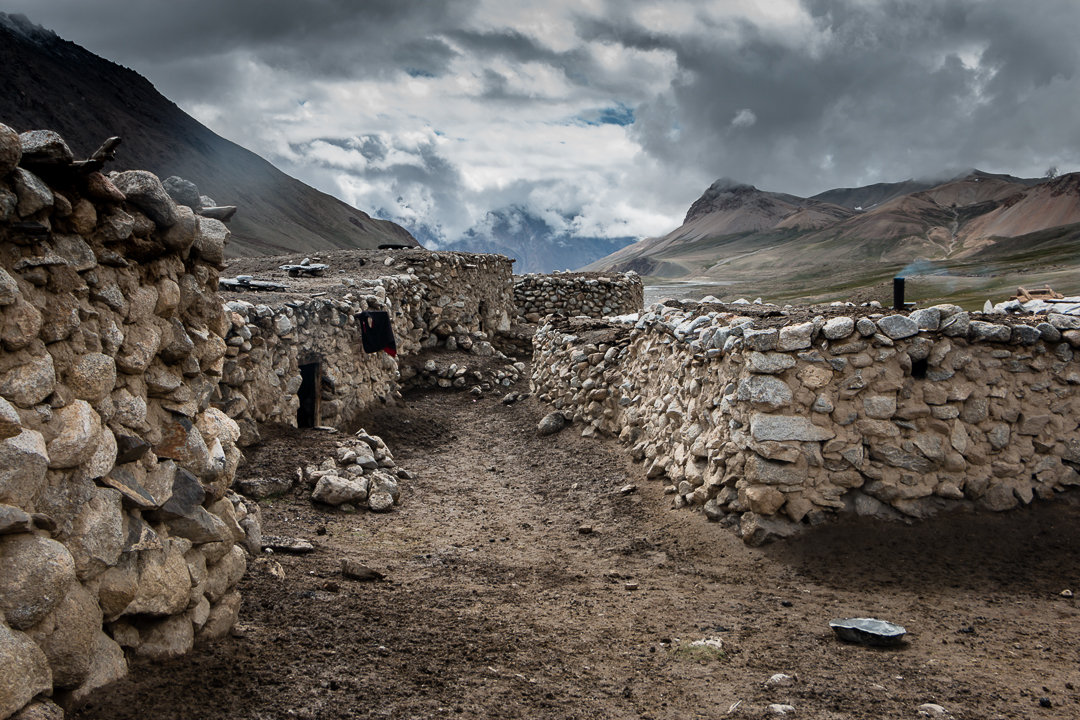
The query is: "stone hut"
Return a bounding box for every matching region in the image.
[217,248,517,436]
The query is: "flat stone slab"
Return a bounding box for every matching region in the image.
[750,413,835,442]
[262,535,315,554]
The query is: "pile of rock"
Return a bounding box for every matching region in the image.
[399,357,525,394]
[532,300,1080,545]
[305,431,408,512]
[514,271,643,322]
[0,122,251,717]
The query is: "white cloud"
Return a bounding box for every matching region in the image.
[730,108,757,128]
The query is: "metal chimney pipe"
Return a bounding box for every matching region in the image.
[893,277,905,311]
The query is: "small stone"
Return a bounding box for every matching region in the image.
[537,412,567,436]
[340,559,385,582]
[0,504,33,534]
[823,316,855,339]
[624,581,639,590]
[261,535,314,553]
[18,130,73,164]
[876,315,919,339]
[764,673,794,688]
[193,217,229,265]
[115,435,151,464]
[746,351,797,374]
[85,171,126,202]
[0,123,21,176]
[917,703,947,716]
[162,176,202,211]
[367,490,394,513]
[110,170,178,227]
[578,525,593,535]
[620,484,637,495]
[12,168,53,217]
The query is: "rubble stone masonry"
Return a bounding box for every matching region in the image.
[0,124,256,718]
[532,302,1080,546]
[514,271,643,322]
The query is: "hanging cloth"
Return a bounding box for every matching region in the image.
[359,310,397,357]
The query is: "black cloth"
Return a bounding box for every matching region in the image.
[359,311,397,357]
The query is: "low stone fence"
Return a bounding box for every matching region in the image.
[514,271,642,322]
[0,123,254,718]
[219,252,516,436]
[531,301,1080,545]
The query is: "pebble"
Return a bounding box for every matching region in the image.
[577,525,593,535]
[917,703,947,716]
[765,673,794,688]
[620,484,637,495]
[767,704,796,716]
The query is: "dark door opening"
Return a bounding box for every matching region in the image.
[297,361,321,428]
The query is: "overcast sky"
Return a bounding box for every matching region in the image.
[7,0,1080,244]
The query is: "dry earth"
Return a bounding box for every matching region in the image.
[74,374,1080,720]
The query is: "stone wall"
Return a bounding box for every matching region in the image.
[531,301,1080,546]
[220,251,515,435]
[0,124,256,718]
[514,271,643,322]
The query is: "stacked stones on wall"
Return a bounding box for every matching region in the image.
[220,251,515,435]
[532,301,1080,545]
[514,271,643,322]
[0,124,255,719]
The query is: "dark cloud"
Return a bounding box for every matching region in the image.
[5,0,474,77]
[8,0,1080,242]
[588,0,1080,195]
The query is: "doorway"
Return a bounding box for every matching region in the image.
[297,360,322,428]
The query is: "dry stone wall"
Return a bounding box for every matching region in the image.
[0,123,256,719]
[514,271,643,322]
[220,251,515,435]
[532,301,1080,546]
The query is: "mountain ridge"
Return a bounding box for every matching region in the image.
[584,168,1080,303]
[0,12,419,258]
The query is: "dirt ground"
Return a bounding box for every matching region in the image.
[75,380,1080,720]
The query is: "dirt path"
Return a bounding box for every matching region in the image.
[75,385,1080,720]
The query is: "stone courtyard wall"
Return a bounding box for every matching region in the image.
[514,271,643,322]
[0,124,257,718]
[220,251,515,436]
[531,301,1080,546]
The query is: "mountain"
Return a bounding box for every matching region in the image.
[0,12,418,257]
[439,206,635,273]
[585,169,1080,304]
[809,169,1043,210]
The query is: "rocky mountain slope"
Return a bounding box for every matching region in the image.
[0,12,418,258]
[439,206,634,274]
[585,168,1080,304]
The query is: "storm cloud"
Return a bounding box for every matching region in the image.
[8,0,1080,244]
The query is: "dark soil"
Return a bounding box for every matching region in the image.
[74,381,1080,720]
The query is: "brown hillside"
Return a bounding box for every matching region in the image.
[0,13,418,257]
